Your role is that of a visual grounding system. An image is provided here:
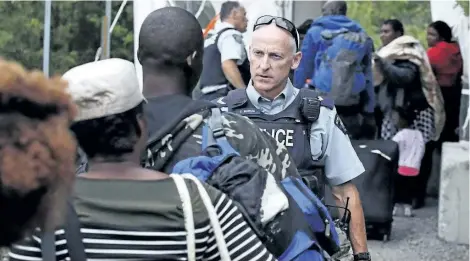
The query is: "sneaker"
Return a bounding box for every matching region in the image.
[404,204,414,217]
[392,204,399,216]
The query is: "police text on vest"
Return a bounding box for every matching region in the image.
[261,128,294,147]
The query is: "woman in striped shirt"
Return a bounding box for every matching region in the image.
[9,59,276,261]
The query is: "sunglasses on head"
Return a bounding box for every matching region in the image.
[253,15,300,51]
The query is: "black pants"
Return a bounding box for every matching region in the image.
[394,142,435,205]
[414,142,436,203]
[375,107,383,139]
[394,174,417,205]
[439,85,462,144]
[338,113,362,139]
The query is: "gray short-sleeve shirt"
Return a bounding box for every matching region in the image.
[219,80,365,186]
[213,22,247,65]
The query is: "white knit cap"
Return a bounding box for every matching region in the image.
[63,58,145,122]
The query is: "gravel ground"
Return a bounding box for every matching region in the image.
[368,198,469,261]
[1,198,468,261]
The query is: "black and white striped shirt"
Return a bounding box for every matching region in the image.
[9,177,276,261]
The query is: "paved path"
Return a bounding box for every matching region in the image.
[368,198,469,261]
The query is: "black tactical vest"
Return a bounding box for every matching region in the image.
[199,28,251,89]
[223,88,334,198]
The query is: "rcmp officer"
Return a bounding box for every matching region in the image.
[198,1,250,101]
[216,16,372,261]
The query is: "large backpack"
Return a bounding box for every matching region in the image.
[314,27,371,107]
[170,107,342,261]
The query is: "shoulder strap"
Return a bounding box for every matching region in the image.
[202,108,240,156]
[146,101,216,150]
[170,175,196,261]
[40,230,55,261]
[225,89,248,111]
[179,174,231,261]
[207,107,225,140]
[320,28,349,41]
[215,27,238,47]
[64,202,86,261]
[41,201,86,261]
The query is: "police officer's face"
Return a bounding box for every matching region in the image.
[233,7,248,33]
[249,24,302,96]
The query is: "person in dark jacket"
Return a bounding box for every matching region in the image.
[375,19,435,209]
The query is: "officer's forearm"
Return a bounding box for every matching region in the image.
[332,181,368,254]
[222,60,246,89]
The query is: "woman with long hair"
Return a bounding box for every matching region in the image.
[427,20,463,143]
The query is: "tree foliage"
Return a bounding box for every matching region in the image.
[0,1,134,76]
[348,0,432,49]
[456,0,469,16]
[0,0,461,76]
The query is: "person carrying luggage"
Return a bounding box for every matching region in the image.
[9,58,276,261]
[294,0,376,139]
[373,19,445,209]
[197,1,250,101]
[139,8,347,261]
[217,15,371,261]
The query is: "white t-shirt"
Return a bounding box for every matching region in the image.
[392,128,425,176]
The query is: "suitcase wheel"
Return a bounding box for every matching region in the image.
[381,226,392,242]
[382,233,390,242]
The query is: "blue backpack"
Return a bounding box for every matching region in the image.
[314,27,371,107]
[171,108,342,261]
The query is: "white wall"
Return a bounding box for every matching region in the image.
[291,1,324,27]
[133,0,169,91]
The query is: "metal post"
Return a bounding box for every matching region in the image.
[100,16,109,60]
[42,0,52,76]
[105,0,112,58]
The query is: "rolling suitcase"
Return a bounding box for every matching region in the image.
[325,139,398,241]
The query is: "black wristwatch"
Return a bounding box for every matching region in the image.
[354,252,371,261]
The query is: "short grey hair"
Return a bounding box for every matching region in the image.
[288,36,297,55]
[251,22,298,55]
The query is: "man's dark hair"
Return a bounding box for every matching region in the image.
[383,19,404,36]
[220,1,241,21]
[322,0,347,16]
[138,7,203,68]
[71,103,144,160]
[429,20,453,43]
